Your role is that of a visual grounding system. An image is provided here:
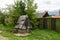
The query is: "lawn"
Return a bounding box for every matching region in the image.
[0,24,60,40]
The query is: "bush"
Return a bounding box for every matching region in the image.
[4,15,14,26]
[7,0,38,29]
[0,11,4,24]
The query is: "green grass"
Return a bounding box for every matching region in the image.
[0,29,60,40]
[0,24,14,31]
[0,24,60,40]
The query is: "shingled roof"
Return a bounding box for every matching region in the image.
[37,11,49,18]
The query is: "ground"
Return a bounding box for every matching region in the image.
[0,35,8,40]
[0,29,60,40]
[0,24,60,40]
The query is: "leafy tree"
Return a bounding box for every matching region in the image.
[4,15,14,26]
[0,10,4,24]
[7,0,26,25]
[24,0,37,28]
[7,0,37,28]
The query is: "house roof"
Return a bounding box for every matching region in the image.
[37,12,49,18]
[37,13,45,18]
[52,16,60,18]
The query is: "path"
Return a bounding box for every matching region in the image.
[0,30,9,40]
[0,35,9,40]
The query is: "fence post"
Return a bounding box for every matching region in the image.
[51,18,56,30]
[43,18,47,29]
[56,18,60,32]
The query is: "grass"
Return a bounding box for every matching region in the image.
[0,24,60,40]
[0,24,14,31]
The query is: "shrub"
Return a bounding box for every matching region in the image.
[0,10,4,24]
[7,0,38,29]
[4,15,14,26]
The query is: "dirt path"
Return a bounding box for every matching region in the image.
[0,31,9,40]
[0,35,9,40]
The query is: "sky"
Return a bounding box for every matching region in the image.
[0,0,60,12]
[34,0,60,11]
[0,0,14,8]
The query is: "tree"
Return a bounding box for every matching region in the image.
[7,0,37,28]
[24,0,37,28]
[0,10,4,24]
[8,0,26,25]
[4,15,14,26]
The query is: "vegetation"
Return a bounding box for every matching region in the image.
[6,0,38,28]
[0,24,60,40]
[0,10,4,24]
[0,0,60,40]
[0,26,60,40]
[0,0,37,28]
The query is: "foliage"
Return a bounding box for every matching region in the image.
[0,0,38,29]
[0,10,4,24]
[24,0,37,28]
[7,0,38,28]
[4,15,14,26]
[7,0,26,25]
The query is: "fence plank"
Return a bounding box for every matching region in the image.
[56,18,60,32]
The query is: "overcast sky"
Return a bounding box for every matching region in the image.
[0,0,60,11]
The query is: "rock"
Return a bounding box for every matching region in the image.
[14,33,30,36]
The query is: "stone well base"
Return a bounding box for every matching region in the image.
[14,33,31,36]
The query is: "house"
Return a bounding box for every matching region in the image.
[36,10,60,31]
[37,11,49,18]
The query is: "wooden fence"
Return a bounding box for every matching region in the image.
[37,18,60,32]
